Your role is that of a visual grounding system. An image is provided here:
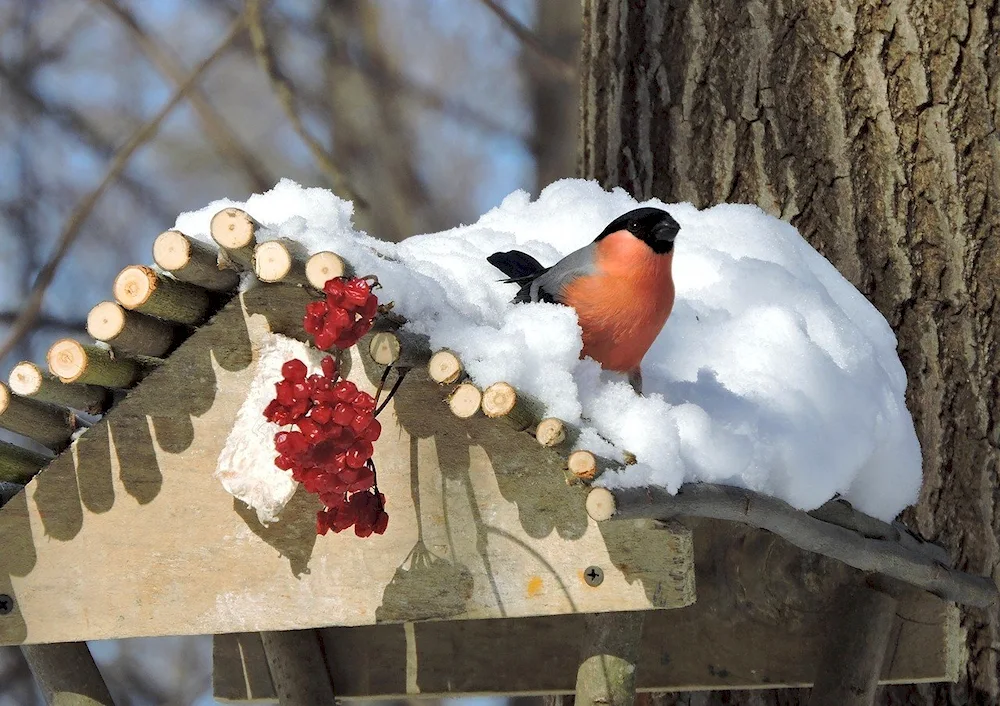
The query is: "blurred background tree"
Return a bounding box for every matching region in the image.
[0,0,578,703]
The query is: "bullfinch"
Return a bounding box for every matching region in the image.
[487,207,679,393]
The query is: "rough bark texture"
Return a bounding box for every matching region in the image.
[580,1,999,704]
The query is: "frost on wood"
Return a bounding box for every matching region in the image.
[182,178,922,521]
[216,333,325,524]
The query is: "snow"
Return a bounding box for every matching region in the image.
[181,178,922,522]
[216,333,327,524]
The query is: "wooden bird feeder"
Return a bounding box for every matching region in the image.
[0,209,992,706]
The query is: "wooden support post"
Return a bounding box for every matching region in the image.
[575,611,644,706]
[9,362,110,415]
[21,642,115,706]
[211,207,261,270]
[254,239,310,286]
[481,381,539,431]
[808,584,898,706]
[305,251,350,290]
[259,630,336,706]
[153,229,240,291]
[428,349,464,385]
[0,440,50,484]
[114,265,211,326]
[47,339,142,389]
[87,301,177,358]
[0,383,76,452]
[448,382,482,419]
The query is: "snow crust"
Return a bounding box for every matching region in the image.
[184,178,922,521]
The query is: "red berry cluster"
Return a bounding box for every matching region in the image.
[264,356,388,537]
[303,277,378,351]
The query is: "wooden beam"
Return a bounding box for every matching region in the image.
[21,642,114,706]
[259,630,336,706]
[214,520,962,701]
[808,584,898,706]
[575,611,643,706]
[0,285,693,647]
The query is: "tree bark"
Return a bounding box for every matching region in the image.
[580,1,999,704]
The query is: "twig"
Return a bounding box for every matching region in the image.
[244,0,367,208]
[0,17,246,365]
[0,311,86,332]
[475,0,575,80]
[601,483,999,608]
[91,0,275,192]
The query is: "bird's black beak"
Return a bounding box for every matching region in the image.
[652,216,680,244]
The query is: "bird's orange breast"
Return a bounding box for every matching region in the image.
[560,231,675,372]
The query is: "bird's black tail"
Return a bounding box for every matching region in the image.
[487,250,549,303]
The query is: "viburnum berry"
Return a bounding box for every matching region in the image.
[263,347,388,538]
[304,276,379,352]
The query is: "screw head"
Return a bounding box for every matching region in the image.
[0,595,13,615]
[584,566,604,587]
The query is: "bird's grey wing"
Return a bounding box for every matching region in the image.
[528,245,598,303]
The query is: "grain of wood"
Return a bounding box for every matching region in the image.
[8,361,109,415]
[428,349,463,385]
[47,339,140,388]
[113,265,210,325]
[448,382,482,419]
[253,239,308,285]
[0,383,75,451]
[211,207,260,270]
[153,230,239,291]
[87,301,176,358]
[305,251,349,290]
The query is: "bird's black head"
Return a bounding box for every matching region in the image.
[594,206,680,254]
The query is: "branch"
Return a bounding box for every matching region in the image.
[594,483,999,608]
[244,0,367,209]
[0,311,86,333]
[475,0,575,80]
[0,61,176,224]
[90,0,275,193]
[0,17,246,365]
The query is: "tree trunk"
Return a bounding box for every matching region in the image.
[524,0,581,190]
[579,1,999,704]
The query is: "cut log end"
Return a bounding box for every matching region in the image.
[8,362,43,396]
[86,301,127,340]
[152,230,193,271]
[113,265,157,309]
[47,339,88,384]
[305,251,348,290]
[569,450,599,481]
[481,382,517,418]
[536,417,567,447]
[369,332,402,366]
[586,487,616,522]
[254,241,295,283]
[211,207,257,250]
[448,383,482,419]
[113,265,209,325]
[429,349,463,385]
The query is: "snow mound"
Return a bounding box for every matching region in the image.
[180,178,922,521]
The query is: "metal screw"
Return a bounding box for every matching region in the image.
[0,595,13,615]
[584,566,604,587]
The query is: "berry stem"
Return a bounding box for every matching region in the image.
[375,367,409,417]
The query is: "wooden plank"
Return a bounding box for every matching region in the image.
[213,520,961,700]
[0,284,694,646]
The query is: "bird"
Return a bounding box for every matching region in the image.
[487,206,680,393]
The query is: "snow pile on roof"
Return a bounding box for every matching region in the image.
[177,178,922,521]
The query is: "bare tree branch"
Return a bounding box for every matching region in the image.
[0,311,86,333]
[0,16,247,365]
[601,483,999,608]
[0,62,177,225]
[475,0,575,80]
[90,0,276,193]
[244,0,367,209]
